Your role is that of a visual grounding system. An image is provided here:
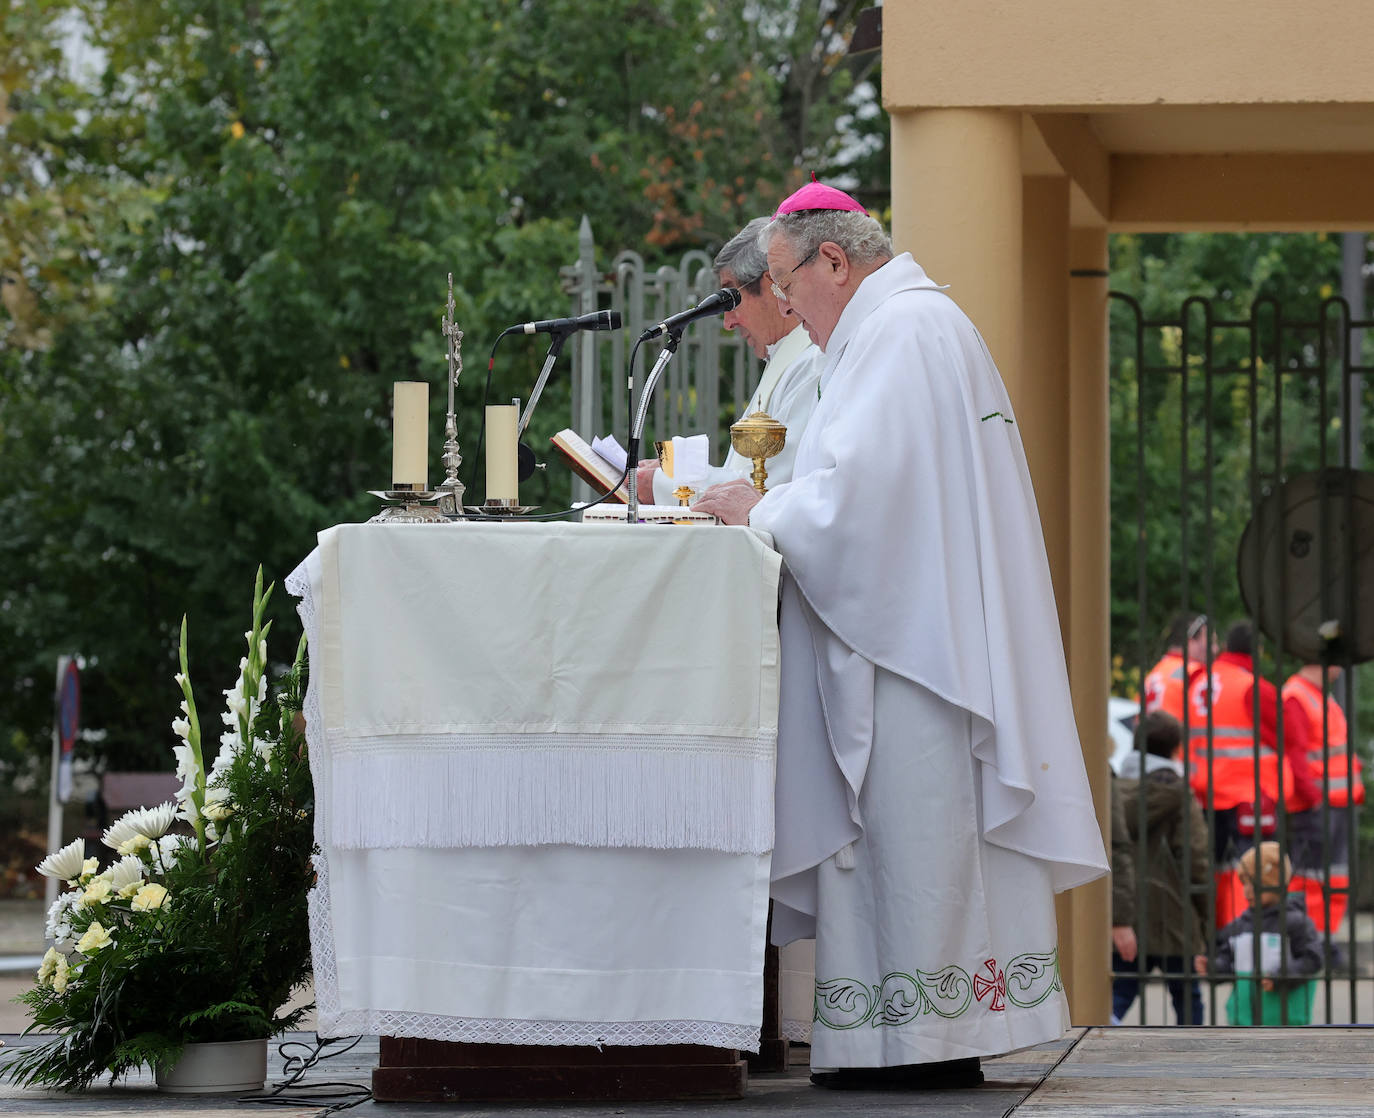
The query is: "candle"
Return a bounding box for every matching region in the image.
[485,403,519,503]
[392,381,429,490]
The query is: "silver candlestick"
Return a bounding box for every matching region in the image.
[435,272,467,517]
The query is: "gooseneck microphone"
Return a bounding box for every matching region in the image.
[638,289,741,341]
[507,309,622,336]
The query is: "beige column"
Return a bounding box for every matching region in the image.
[1019,176,1071,632]
[1059,223,1113,1025]
[890,108,1023,375]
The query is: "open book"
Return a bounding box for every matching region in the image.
[550,429,629,504]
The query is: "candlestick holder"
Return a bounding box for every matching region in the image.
[462,499,538,518]
[368,489,449,523]
[434,273,467,518]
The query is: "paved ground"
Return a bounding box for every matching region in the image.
[5,900,1374,1115]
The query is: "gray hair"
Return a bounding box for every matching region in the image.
[713,216,772,293]
[761,209,893,268]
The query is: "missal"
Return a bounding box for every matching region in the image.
[550,429,630,503]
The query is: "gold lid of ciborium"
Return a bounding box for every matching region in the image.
[730,410,787,493]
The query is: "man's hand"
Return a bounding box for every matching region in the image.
[1112,925,1138,964]
[694,478,763,526]
[635,459,658,499]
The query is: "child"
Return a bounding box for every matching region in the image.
[1113,710,1210,1024]
[1194,841,1324,1025]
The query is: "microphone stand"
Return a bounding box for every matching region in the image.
[517,331,571,437]
[625,330,682,523]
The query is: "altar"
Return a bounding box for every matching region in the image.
[287,520,782,1100]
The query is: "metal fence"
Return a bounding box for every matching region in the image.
[1110,290,1374,1025]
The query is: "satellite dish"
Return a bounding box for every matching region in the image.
[1236,467,1374,664]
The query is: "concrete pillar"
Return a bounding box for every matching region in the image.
[1019,176,1071,633]
[1061,224,1113,1025]
[890,108,1023,374]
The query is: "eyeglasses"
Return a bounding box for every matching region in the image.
[770,245,820,302]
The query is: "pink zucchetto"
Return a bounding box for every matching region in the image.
[773,175,868,218]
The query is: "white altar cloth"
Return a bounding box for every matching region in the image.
[287,522,782,1048]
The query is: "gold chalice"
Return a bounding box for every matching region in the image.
[730,411,787,493]
[653,439,697,506]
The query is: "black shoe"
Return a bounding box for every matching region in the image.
[810,1058,984,1091]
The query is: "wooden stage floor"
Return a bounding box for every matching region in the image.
[3,1026,1373,1116]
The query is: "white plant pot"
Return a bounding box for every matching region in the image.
[155,1037,268,1094]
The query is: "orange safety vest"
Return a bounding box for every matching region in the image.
[1186,658,1293,812]
[1282,675,1366,807]
[1145,652,1188,721]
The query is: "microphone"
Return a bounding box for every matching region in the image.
[508,309,622,336]
[638,289,741,341]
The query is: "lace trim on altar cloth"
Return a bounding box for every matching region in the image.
[320,1010,760,1051]
[782,1018,813,1043]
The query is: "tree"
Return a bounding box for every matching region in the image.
[0,0,882,779]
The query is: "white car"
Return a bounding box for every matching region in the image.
[1107,696,1142,775]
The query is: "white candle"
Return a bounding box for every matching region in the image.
[392,381,429,490]
[485,403,519,503]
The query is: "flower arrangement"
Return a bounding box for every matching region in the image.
[3,571,315,1091]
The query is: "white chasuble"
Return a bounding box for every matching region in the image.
[749,254,1108,1064]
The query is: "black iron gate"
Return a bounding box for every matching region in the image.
[1109,291,1374,1025]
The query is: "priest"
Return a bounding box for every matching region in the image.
[695,183,1109,1088]
[637,216,822,503]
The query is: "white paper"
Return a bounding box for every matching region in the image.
[671,434,711,484]
[590,434,628,472]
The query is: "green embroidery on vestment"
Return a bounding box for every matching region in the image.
[813,950,1062,1031]
[980,411,1014,423]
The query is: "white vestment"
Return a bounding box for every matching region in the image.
[654,325,820,504]
[749,254,1108,1066]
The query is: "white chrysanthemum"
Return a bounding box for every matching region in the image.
[36,838,85,882]
[156,833,191,869]
[102,816,140,852]
[127,802,176,840]
[106,855,145,894]
[203,786,233,823]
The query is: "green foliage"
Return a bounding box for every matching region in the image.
[2,575,314,1091]
[1107,232,1360,677]
[0,0,879,780]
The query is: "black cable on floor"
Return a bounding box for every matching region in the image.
[239,1034,373,1115]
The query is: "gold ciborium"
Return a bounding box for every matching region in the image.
[730,411,787,494]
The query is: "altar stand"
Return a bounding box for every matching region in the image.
[287,521,782,1101]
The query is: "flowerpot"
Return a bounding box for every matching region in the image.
[155,1038,268,1094]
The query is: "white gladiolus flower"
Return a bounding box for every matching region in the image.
[36,838,85,882]
[173,743,200,783]
[253,738,272,761]
[258,639,267,661]
[172,717,191,739]
[226,691,248,718]
[175,672,187,687]
[179,699,189,715]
